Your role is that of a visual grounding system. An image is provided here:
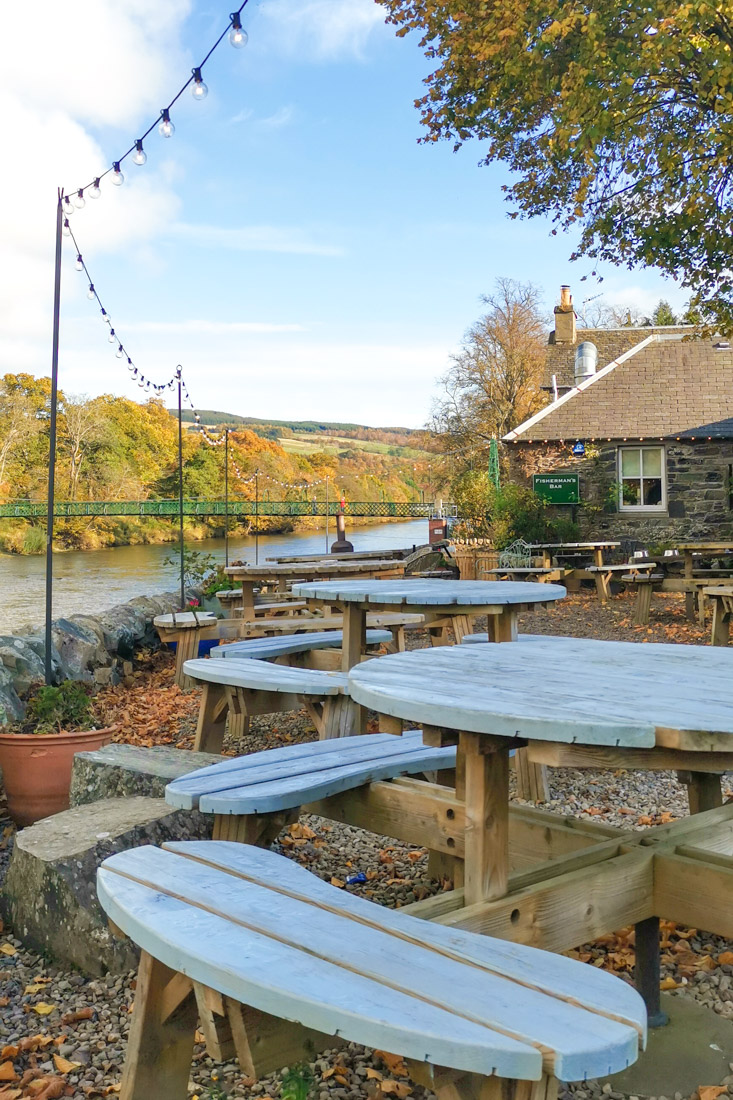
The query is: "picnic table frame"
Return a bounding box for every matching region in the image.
[662,542,733,619]
[225,559,405,618]
[343,635,733,1023]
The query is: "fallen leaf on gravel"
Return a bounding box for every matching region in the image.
[330,877,345,889]
[374,1052,409,1077]
[658,811,675,824]
[0,1051,17,1063]
[699,1088,727,1100]
[52,1056,80,1074]
[0,945,17,957]
[102,1087,121,1096]
[660,976,679,990]
[288,823,315,840]
[0,1065,17,1083]
[60,1008,94,1025]
[28,1076,66,1099]
[380,1082,412,1098]
[322,1067,348,1080]
[407,850,426,862]
[366,1070,383,1081]
[637,815,653,826]
[32,1003,56,1016]
[0,1089,21,1100]
[25,984,50,995]
[718,952,733,966]
[0,999,8,1008]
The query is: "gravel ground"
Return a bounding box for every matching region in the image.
[0,590,731,1100]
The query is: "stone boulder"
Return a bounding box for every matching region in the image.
[0,797,212,974]
[0,663,24,725]
[70,743,227,806]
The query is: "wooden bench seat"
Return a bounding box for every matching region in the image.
[212,628,392,662]
[483,568,567,582]
[234,612,424,647]
[185,654,381,747]
[97,842,646,1099]
[167,728,456,824]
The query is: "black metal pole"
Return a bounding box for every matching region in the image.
[44,190,64,685]
[634,916,669,1028]
[177,376,185,609]
[255,469,259,565]
[325,477,329,554]
[224,428,229,569]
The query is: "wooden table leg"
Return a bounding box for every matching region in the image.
[341,605,366,672]
[634,915,669,1028]
[240,581,256,620]
[487,608,518,643]
[194,683,228,753]
[461,732,509,905]
[634,581,653,626]
[678,770,724,814]
[711,598,731,645]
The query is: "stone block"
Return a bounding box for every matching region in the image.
[70,743,227,806]
[0,796,212,974]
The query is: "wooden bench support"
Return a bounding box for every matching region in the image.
[633,917,668,1028]
[121,951,198,1100]
[408,1062,559,1100]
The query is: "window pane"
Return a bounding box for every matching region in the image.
[643,479,663,506]
[620,449,640,477]
[642,449,662,477]
[621,479,640,505]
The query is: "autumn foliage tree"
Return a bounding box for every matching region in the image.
[381,0,733,331]
[431,278,547,468]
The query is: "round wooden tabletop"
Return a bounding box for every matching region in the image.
[292,578,566,609]
[348,635,733,747]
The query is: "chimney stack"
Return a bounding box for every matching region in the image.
[554,285,577,344]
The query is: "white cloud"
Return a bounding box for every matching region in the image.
[169,222,345,256]
[0,0,190,376]
[257,105,295,129]
[259,0,386,60]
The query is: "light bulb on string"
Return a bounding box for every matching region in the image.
[62,219,71,237]
[63,196,74,217]
[75,255,84,272]
[159,109,175,138]
[132,140,147,166]
[89,179,101,199]
[191,67,208,99]
[74,189,86,209]
[108,329,116,343]
[111,162,124,186]
[229,12,248,47]
[116,345,124,358]
[87,284,95,299]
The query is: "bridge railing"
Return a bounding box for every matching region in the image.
[0,499,451,520]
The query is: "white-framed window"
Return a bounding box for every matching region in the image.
[618,446,666,511]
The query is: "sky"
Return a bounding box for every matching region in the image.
[1,0,689,429]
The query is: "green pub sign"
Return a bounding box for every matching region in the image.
[532,472,580,504]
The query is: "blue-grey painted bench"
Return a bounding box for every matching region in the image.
[97,841,646,1098]
[188,630,392,750]
[168,728,456,843]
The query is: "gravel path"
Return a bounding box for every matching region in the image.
[0,590,731,1100]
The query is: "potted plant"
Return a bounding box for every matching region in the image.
[0,681,115,827]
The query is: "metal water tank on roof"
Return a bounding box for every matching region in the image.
[574,341,598,385]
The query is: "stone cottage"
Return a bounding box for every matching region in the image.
[503,288,733,542]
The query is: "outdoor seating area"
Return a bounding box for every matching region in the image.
[5,566,733,1100]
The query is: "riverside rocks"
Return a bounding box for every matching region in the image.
[0,586,201,721]
[0,796,212,974]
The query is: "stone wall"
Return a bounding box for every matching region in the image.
[506,439,733,545]
[0,588,199,725]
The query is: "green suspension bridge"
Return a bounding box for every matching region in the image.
[0,500,455,520]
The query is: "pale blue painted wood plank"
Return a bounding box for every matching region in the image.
[212,628,391,661]
[98,843,644,1080]
[166,730,429,809]
[182,657,348,695]
[292,579,566,609]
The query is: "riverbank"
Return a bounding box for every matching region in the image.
[0,512,402,556]
[0,520,428,632]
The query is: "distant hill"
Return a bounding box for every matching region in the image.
[170,411,417,436]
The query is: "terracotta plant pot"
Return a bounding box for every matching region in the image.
[0,727,115,827]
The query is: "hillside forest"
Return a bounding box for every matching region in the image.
[0,373,440,554]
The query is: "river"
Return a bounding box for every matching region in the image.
[0,520,428,633]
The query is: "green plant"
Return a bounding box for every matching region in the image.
[280,1063,315,1100]
[201,564,233,598]
[24,681,94,734]
[163,548,218,589]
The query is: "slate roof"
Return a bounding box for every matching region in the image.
[505,335,733,443]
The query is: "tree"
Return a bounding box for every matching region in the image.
[431,278,547,466]
[651,299,677,326]
[381,0,733,331]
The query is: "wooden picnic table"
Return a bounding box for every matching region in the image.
[291,579,566,672]
[665,542,733,620]
[224,559,405,618]
[153,611,218,688]
[587,559,658,604]
[704,584,733,645]
[528,541,620,568]
[346,633,733,1023]
[266,547,410,563]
